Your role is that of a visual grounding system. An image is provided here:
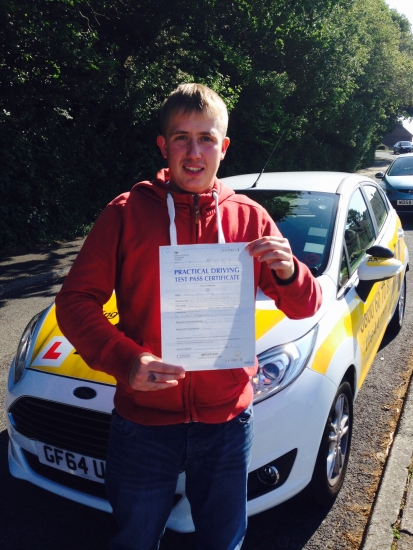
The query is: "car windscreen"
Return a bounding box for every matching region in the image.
[388,157,413,176]
[236,189,338,276]
[400,142,412,146]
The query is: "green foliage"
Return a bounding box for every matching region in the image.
[1,0,412,253]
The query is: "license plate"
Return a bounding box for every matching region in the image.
[397,199,413,205]
[35,441,106,483]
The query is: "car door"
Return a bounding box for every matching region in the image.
[339,186,389,386]
[362,183,405,326]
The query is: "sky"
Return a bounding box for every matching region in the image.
[385,1,413,134]
[385,0,413,27]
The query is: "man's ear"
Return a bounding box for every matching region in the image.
[220,136,230,160]
[156,135,167,159]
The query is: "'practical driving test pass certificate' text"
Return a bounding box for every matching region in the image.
[160,243,255,370]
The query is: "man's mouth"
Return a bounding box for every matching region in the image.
[184,166,204,173]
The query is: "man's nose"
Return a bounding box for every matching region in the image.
[187,138,201,157]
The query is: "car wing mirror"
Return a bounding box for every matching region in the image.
[356,245,403,302]
[375,172,385,179]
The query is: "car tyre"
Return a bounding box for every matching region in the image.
[308,381,353,506]
[387,275,406,334]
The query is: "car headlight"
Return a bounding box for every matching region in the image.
[381,181,395,194]
[14,310,44,383]
[252,327,317,404]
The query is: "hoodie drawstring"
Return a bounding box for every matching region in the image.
[212,190,226,244]
[166,191,225,245]
[166,193,178,246]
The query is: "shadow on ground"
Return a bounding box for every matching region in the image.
[0,239,84,284]
[0,277,65,308]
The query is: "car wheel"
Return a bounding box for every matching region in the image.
[308,381,353,506]
[387,275,406,334]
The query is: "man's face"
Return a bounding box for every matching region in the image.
[156,109,230,194]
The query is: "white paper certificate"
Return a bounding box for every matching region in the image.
[160,243,255,370]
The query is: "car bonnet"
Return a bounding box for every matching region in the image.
[385,174,413,189]
[27,291,325,383]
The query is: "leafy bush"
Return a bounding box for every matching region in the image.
[1,0,412,254]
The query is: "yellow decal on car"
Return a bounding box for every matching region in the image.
[366,257,398,266]
[255,309,285,340]
[311,303,360,376]
[312,219,405,387]
[29,296,118,385]
[312,277,399,388]
[30,296,285,383]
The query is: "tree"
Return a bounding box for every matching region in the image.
[1,0,412,253]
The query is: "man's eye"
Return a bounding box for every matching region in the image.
[201,136,213,142]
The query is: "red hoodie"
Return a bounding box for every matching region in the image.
[55,169,322,425]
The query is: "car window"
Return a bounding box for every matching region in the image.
[339,246,349,286]
[344,188,375,275]
[387,157,413,176]
[236,190,338,276]
[363,184,387,232]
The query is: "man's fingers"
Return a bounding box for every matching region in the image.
[246,237,290,257]
[246,238,295,279]
[129,354,185,392]
[139,353,184,372]
[141,358,185,376]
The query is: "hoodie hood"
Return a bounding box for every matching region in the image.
[131,168,235,206]
[131,169,234,246]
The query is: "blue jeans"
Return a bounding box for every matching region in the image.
[105,406,254,550]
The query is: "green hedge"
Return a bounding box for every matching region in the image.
[1,0,412,254]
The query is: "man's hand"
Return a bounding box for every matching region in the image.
[128,353,185,392]
[246,236,295,280]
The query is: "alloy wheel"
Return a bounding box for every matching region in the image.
[326,393,350,487]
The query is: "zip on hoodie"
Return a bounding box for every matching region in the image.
[183,193,200,421]
[193,194,200,243]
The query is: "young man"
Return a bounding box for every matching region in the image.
[55,83,322,550]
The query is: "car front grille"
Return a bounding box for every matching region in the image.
[9,396,111,460]
[10,397,296,505]
[23,449,109,499]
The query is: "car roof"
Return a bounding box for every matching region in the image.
[392,152,413,159]
[221,171,373,194]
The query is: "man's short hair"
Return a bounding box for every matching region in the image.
[160,83,228,137]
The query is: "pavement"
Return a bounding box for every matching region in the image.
[0,237,85,296]
[362,378,413,550]
[1,154,413,549]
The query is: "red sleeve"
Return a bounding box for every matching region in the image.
[257,214,322,320]
[55,206,149,386]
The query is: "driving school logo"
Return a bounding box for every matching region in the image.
[31,336,74,367]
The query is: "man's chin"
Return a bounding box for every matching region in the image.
[170,178,213,194]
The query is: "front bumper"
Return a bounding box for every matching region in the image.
[381,185,413,212]
[7,366,336,533]
[388,197,413,213]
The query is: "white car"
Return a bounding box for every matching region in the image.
[6,171,409,532]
